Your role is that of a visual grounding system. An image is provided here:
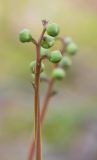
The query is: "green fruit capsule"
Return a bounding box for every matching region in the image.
[66,42,78,56]
[64,37,73,44]
[48,50,62,63]
[40,72,47,81]
[59,56,72,69]
[31,73,35,81]
[52,68,66,80]
[40,47,49,57]
[31,72,47,81]
[30,61,45,73]
[41,35,55,49]
[47,23,60,37]
[19,29,32,43]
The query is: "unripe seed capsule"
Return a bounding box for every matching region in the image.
[31,73,35,81]
[47,23,60,37]
[59,56,72,69]
[40,72,47,81]
[52,68,66,80]
[19,29,32,43]
[64,36,73,45]
[30,61,45,73]
[66,42,78,56]
[41,35,55,49]
[48,50,62,63]
[31,72,47,82]
[40,47,49,57]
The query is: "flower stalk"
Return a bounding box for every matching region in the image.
[28,37,66,160]
[19,20,77,160]
[28,79,54,160]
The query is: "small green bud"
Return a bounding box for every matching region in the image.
[47,23,60,37]
[41,35,55,49]
[30,61,36,73]
[19,29,32,43]
[66,42,78,56]
[52,68,66,80]
[64,37,73,44]
[48,50,62,63]
[40,47,49,57]
[40,72,47,81]
[59,56,72,69]
[30,61,45,73]
[31,73,35,81]
[31,72,47,82]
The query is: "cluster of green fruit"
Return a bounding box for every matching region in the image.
[19,23,78,81]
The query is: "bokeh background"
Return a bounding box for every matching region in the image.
[0,0,97,160]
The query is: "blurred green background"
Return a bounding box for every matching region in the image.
[0,0,97,160]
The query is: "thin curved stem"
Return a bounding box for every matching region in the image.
[31,39,38,46]
[56,37,66,54]
[38,28,46,44]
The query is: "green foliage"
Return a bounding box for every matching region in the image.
[19,29,32,43]
[47,23,60,37]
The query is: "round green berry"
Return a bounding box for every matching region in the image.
[19,29,32,43]
[31,72,47,82]
[59,56,72,69]
[30,61,36,73]
[47,23,60,37]
[48,50,62,63]
[40,47,49,57]
[40,72,47,81]
[64,37,73,44]
[31,73,35,81]
[30,61,45,73]
[66,42,78,56]
[41,35,55,49]
[52,68,66,80]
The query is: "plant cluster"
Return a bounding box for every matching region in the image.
[19,20,78,160]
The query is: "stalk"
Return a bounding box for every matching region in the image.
[34,44,41,160]
[28,79,54,160]
[29,26,47,160]
[28,37,66,160]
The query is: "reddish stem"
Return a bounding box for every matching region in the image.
[28,36,65,160]
[34,44,41,160]
[28,26,46,160]
[28,79,54,160]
